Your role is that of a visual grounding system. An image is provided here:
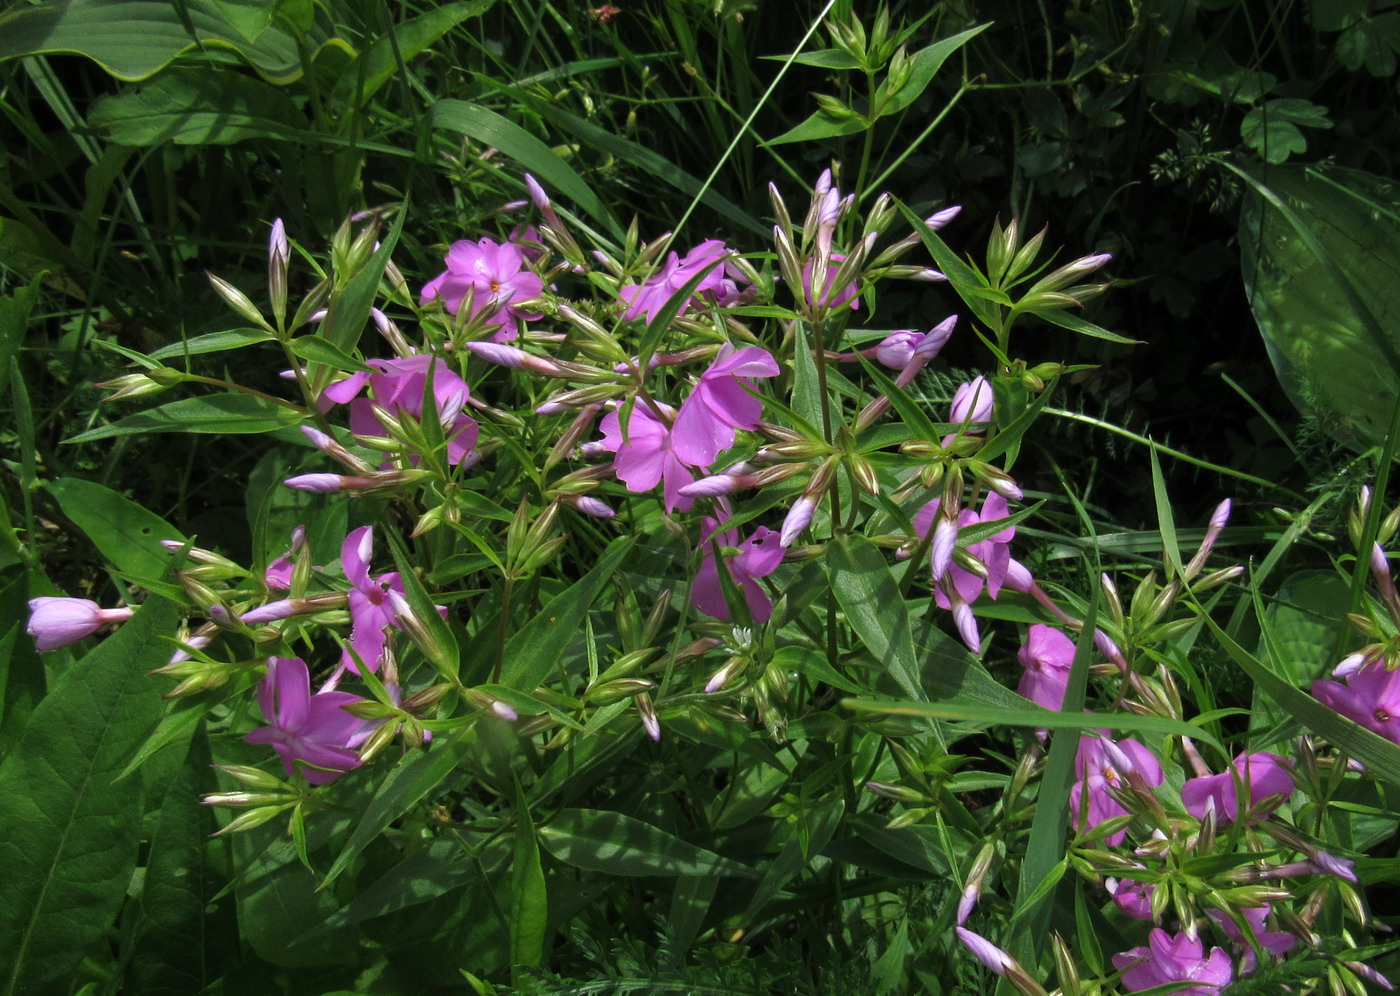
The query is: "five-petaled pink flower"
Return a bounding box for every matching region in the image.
[420,237,543,339]
[598,401,696,513]
[619,239,744,324]
[692,517,784,623]
[1181,751,1294,824]
[322,355,479,468]
[913,492,1033,609]
[1207,905,1296,971]
[1016,624,1076,711]
[670,345,780,468]
[1070,735,1164,846]
[1313,657,1400,746]
[342,525,406,673]
[245,656,368,785]
[1111,928,1233,996]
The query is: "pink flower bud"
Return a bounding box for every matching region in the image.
[240,599,300,624]
[780,497,816,547]
[875,330,923,370]
[926,205,961,230]
[524,174,551,212]
[916,315,957,360]
[301,425,336,452]
[950,376,993,428]
[931,518,958,581]
[284,473,350,493]
[491,700,518,722]
[679,474,756,497]
[27,597,134,651]
[956,927,1013,976]
[565,495,616,519]
[464,340,563,376]
[951,598,980,651]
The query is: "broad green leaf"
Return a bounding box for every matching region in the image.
[236,859,356,967]
[501,535,635,691]
[0,573,45,754]
[1238,163,1400,451]
[149,327,276,359]
[875,24,989,117]
[47,477,183,580]
[509,782,547,982]
[88,69,308,146]
[430,98,624,242]
[129,728,233,995]
[0,0,351,84]
[65,392,304,443]
[1261,570,1353,688]
[1202,607,1400,787]
[1241,99,1332,164]
[0,592,174,996]
[763,105,870,146]
[331,2,495,108]
[826,535,924,701]
[538,809,757,878]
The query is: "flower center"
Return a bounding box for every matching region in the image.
[1377,708,1392,723]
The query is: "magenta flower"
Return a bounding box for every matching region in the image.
[598,401,696,513]
[670,345,780,467]
[342,526,405,673]
[420,237,543,339]
[1207,905,1296,971]
[1016,624,1076,711]
[245,656,367,785]
[1070,736,1164,845]
[692,518,784,623]
[1313,657,1400,745]
[801,254,859,310]
[619,239,744,324]
[912,492,1032,609]
[321,355,479,467]
[1111,929,1233,996]
[1107,877,1156,921]
[27,597,134,651]
[264,525,305,590]
[1181,752,1294,824]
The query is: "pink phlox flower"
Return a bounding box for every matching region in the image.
[619,239,742,324]
[1111,929,1233,996]
[1107,876,1156,921]
[1313,657,1400,745]
[913,492,1031,609]
[1181,751,1294,824]
[1207,905,1296,972]
[420,237,543,340]
[245,656,367,785]
[508,222,545,263]
[1016,624,1076,711]
[323,355,479,467]
[27,596,134,651]
[801,253,859,310]
[670,345,780,467]
[1070,736,1164,845]
[264,525,306,590]
[598,401,695,513]
[342,526,405,673]
[692,516,784,623]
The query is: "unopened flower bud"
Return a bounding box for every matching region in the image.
[780,497,816,547]
[207,271,267,327]
[464,340,566,376]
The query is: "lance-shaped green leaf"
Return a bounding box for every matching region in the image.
[0,592,175,996]
[88,69,309,146]
[65,393,304,443]
[538,809,757,878]
[501,535,635,691]
[509,779,547,982]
